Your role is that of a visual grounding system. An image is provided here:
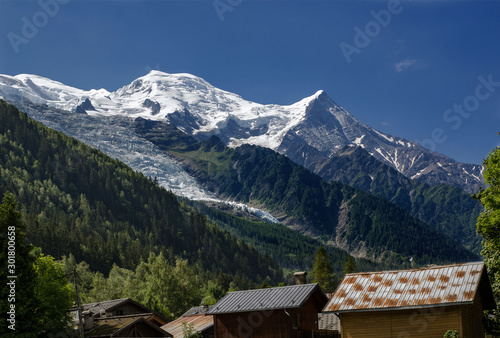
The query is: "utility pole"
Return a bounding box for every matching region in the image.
[73,267,85,338]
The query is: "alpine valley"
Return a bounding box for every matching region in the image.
[0,71,484,270]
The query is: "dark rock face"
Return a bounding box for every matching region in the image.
[75,98,95,114]
[142,99,161,115]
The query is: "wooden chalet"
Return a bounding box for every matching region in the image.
[161,305,214,338]
[207,283,331,338]
[84,314,172,337]
[323,261,497,338]
[74,298,171,337]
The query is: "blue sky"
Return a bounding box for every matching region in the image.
[1,0,499,165]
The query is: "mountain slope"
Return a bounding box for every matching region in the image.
[133,118,478,265]
[0,100,282,284]
[189,200,387,274]
[0,71,483,192]
[276,91,483,193]
[315,146,483,254]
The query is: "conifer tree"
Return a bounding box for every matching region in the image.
[343,255,357,275]
[0,194,74,336]
[311,246,336,292]
[0,192,37,336]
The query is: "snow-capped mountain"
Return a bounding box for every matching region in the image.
[0,71,483,193]
[276,91,483,193]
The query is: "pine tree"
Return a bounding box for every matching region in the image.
[311,246,337,292]
[343,255,357,275]
[0,192,37,336]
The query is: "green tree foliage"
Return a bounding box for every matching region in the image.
[316,146,482,254]
[32,248,75,335]
[0,192,37,336]
[0,100,282,286]
[343,255,357,275]
[476,146,500,299]
[181,322,203,338]
[195,201,380,273]
[443,329,460,338]
[135,253,202,320]
[311,246,337,292]
[475,145,500,334]
[0,193,74,336]
[139,119,477,265]
[61,253,204,320]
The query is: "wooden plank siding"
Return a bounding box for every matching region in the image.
[214,309,292,338]
[213,299,326,338]
[210,283,330,338]
[340,306,466,338]
[461,292,486,338]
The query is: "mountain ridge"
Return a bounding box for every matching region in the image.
[0,71,483,192]
[132,117,478,265]
[314,145,482,253]
[0,100,282,285]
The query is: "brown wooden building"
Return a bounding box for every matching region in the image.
[323,261,496,338]
[74,298,171,337]
[207,283,329,338]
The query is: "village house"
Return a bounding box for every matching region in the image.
[73,298,171,337]
[207,272,335,338]
[161,304,214,338]
[323,261,496,338]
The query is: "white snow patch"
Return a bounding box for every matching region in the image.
[411,165,433,179]
[353,135,366,147]
[373,129,395,144]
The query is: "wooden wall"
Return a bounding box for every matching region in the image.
[214,310,292,338]
[111,303,147,317]
[461,292,486,337]
[213,299,323,338]
[340,306,467,338]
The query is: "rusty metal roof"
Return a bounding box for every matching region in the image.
[161,313,214,338]
[87,315,172,337]
[207,283,327,315]
[324,261,492,313]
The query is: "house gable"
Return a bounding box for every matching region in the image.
[324,261,496,313]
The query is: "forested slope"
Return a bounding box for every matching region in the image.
[316,146,482,254]
[134,118,479,265]
[0,100,281,285]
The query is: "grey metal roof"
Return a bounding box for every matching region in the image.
[207,283,325,315]
[324,261,495,313]
[181,305,213,316]
[81,298,131,314]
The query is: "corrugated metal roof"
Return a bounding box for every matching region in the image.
[161,314,214,338]
[324,262,487,313]
[79,298,130,314]
[207,283,325,315]
[181,305,212,317]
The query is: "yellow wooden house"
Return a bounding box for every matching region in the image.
[323,262,496,338]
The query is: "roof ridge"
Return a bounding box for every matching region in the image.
[344,261,484,276]
[226,283,319,294]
